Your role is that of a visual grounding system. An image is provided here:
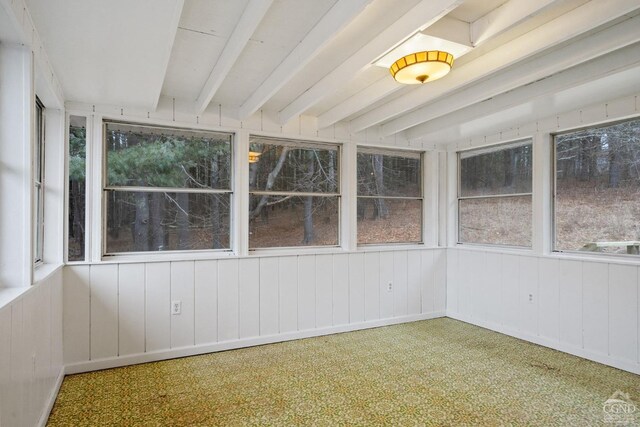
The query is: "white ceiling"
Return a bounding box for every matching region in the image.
[23,0,640,144]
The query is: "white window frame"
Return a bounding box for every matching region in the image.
[34,97,45,265]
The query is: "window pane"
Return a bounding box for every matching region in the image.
[68,116,86,261]
[460,142,532,197]
[459,196,532,247]
[357,152,421,197]
[555,118,640,253]
[249,140,339,193]
[249,195,339,248]
[105,191,230,253]
[105,122,232,189]
[357,198,422,244]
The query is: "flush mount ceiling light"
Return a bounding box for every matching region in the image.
[390,50,454,84]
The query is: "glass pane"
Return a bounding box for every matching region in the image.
[249,195,339,248]
[34,187,43,262]
[68,116,86,261]
[105,122,232,189]
[105,191,230,253]
[357,198,422,244]
[249,141,339,193]
[459,196,532,247]
[460,142,532,197]
[555,118,640,253]
[357,152,421,197]
[35,101,44,181]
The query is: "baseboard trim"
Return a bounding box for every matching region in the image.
[65,311,446,374]
[447,312,640,375]
[38,365,65,427]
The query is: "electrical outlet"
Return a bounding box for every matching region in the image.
[528,293,534,304]
[387,282,393,292]
[171,300,181,315]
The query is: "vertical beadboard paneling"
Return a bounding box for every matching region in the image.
[538,257,559,341]
[348,253,365,323]
[333,254,350,325]
[238,258,260,339]
[145,262,171,352]
[469,251,486,320]
[10,300,24,426]
[433,250,447,312]
[558,260,583,348]
[419,250,433,314]
[315,255,333,328]
[582,262,608,356]
[518,256,539,336]
[297,255,316,331]
[609,264,638,363]
[0,307,11,426]
[279,256,298,333]
[379,252,394,318]
[63,265,90,363]
[407,250,422,315]
[363,252,380,321]
[393,251,408,317]
[194,260,218,345]
[260,257,279,335]
[446,248,459,314]
[500,254,520,328]
[170,261,195,348]
[90,264,119,359]
[118,263,145,356]
[484,253,502,325]
[218,259,239,342]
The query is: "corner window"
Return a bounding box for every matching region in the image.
[458,140,533,247]
[68,116,87,261]
[34,98,45,264]
[249,136,340,249]
[554,117,640,255]
[103,122,233,254]
[356,148,422,244]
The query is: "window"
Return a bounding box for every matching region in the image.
[34,98,45,264]
[357,148,422,244]
[249,136,340,249]
[555,117,640,255]
[68,116,87,261]
[103,122,232,254]
[458,140,532,247]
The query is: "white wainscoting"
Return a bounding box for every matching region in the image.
[63,249,446,373]
[0,268,64,427]
[446,248,640,375]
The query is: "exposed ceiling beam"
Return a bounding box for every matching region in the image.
[150,0,184,111]
[471,0,557,45]
[384,14,640,137]
[349,0,640,133]
[237,0,373,120]
[277,0,463,125]
[195,0,273,115]
[406,43,640,141]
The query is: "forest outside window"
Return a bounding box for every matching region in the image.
[357,148,422,245]
[555,117,640,255]
[249,136,340,249]
[68,116,87,261]
[103,122,232,254]
[34,98,45,264]
[458,140,533,247]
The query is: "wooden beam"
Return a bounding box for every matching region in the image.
[150,0,184,111]
[237,0,373,120]
[384,14,640,136]
[349,0,640,133]
[195,0,273,115]
[277,0,463,125]
[406,44,640,140]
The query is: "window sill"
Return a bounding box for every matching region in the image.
[34,263,63,284]
[0,287,31,311]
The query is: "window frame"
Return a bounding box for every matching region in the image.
[34,97,45,265]
[457,139,533,249]
[356,147,424,246]
[552,116,640,257]
[101,120,235,257]
[248,135,342,251]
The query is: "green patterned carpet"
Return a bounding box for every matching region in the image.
[48,318,640,426]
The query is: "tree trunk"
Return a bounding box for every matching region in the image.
[132,192,150,251]
[177,192,190,249]
[150,192,165,250]
[302,150,315,244]
[211,155,222,249]
[372,154,388,219]
[250,147,289,220]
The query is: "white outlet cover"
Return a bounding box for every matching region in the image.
[171,300,181,315]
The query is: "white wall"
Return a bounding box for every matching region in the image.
[0,269,64,426]
[63,249,446,372]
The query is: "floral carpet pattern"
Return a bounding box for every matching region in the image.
[48,318,640,426]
